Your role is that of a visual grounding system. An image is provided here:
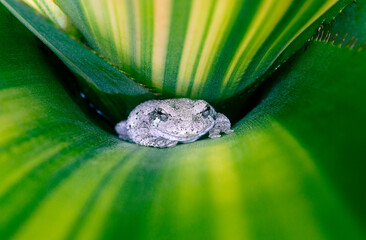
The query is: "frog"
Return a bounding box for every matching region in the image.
[115,98,233,148]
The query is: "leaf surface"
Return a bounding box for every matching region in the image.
[323,0,366,48]
[1,0,157,121]
[21,0,75,34]
[0,3,365,240]
[55,0,351,102]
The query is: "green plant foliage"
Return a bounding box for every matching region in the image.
[8,0,353,119]
[0,3,365,239]
[2,0,158,121]
[21,0,75,33]
[323,0,366,48]
[54,0,352,102]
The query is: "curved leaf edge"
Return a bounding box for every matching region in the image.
[0,0,160,120]
[220,0,355,121]
[1,3,366,237]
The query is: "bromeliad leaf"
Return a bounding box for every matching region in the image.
[323,0,366,49]
[0,3,365,238]
[22,0,75,34]
[55,0,352,102]
[2,0,158,121]
[6,0,353,119]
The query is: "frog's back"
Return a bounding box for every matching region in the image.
[127,100,161,127]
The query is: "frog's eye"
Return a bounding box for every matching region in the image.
[156,108,169,121]
[201,105,211,118]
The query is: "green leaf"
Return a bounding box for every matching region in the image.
[1,0,157,121]
[3,0,353,119]
[55,0,352,102]
[1,3,365,240]
[21,0,76,33]
[323,0,366,49]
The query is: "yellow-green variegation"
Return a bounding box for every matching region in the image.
[1,0,366,239]
[22,0,75,34]
[1,2,366,239]
[16,0,352,119]
[54,0,350,102]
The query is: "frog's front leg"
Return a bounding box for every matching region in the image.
[128,123,178,148]
[132,130,178,148]
[115,121,131,141]
[209,113,234,138]
[138,136,178,148]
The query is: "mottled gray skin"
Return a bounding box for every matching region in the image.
[115,98,233,148]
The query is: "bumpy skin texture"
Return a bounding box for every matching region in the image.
[115,98,233,148]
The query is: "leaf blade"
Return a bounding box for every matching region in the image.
[1,0,157,120]
[1,2,366,240]
[55,0,352,102]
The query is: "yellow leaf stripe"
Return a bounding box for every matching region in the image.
[22,0,74,33]
[27,0,349,102]
[0,7,364,237]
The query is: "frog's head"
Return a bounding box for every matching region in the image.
[149,98,216,142]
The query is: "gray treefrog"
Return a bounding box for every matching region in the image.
[115,98,233,148]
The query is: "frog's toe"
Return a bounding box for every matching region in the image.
[165,141,178,147]
[209,134,221,139]
[151,138,178,148]
[209,131,221,139]
[225,129,234,134]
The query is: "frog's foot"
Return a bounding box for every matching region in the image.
[134,135,178,148]
[158,139,178,148]
[115,121,131,141]
[209,113,234,138]
[209,128,233,138]
[223,129,234,134]
[208,128,222,138]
